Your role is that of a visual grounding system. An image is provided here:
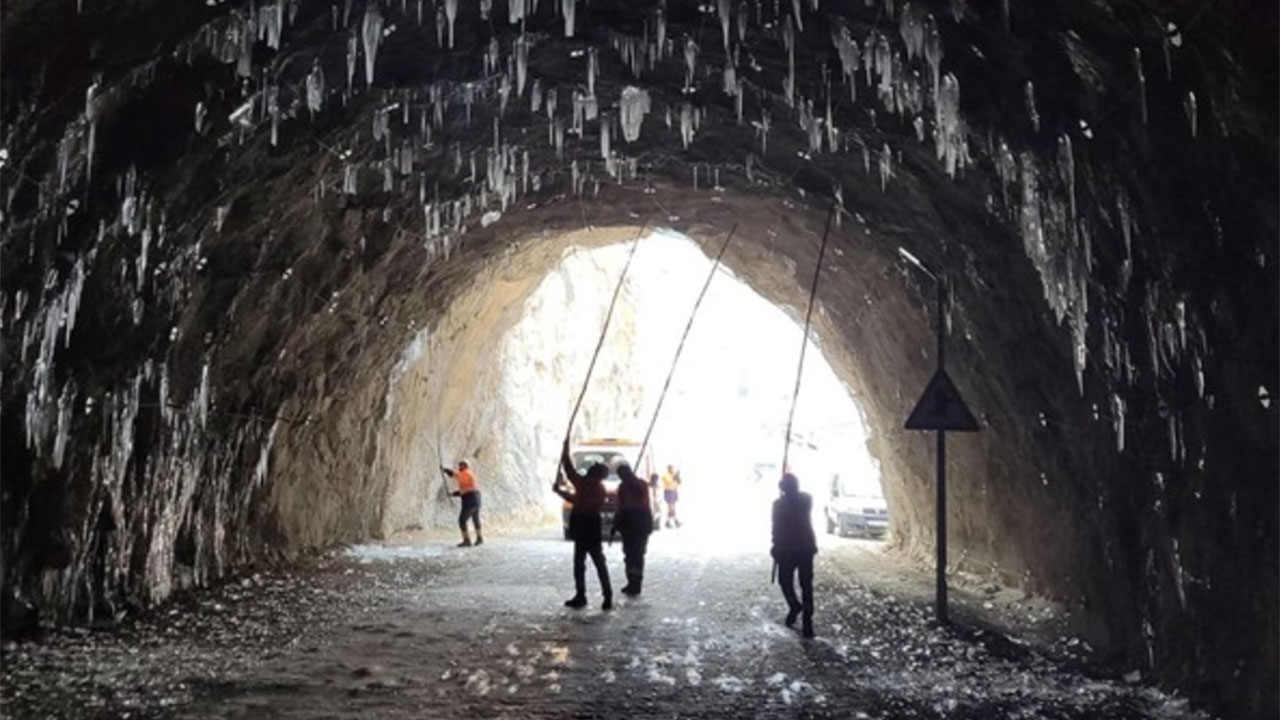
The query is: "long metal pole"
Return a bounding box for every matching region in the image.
[935,277,948,624]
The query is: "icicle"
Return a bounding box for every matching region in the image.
[554,118,565,159]
[510,0,527,23]
[684,39,698,91]
[718,0,732,50]
[737,0,748,42]
[783,17,795,106]
[758,109,770,154]
[516,36,529,96]
[445,0,458,47]
[600,117,612,167]
[344,163,357,194]
[735,80,745,123]
[1110,393,1126,452]
[1133,47,1147,125]
[499,73,511,114]
[878,142,892,191]
[619,86,650,142]
[306,63,326,116]
[267,84,281,146]
[1058,133,1076,220]
[791,0,804,32]
[656,9,668,61]
[923,14,942,99]
[934,72,962,177]
[1184,91,1197,138]
[85,79,100,183]
[1024,80,1040,133]
[481,0,492,20]
[531,78,543,113]
[833,26,859,102]
[587,47,600,97]
[680,102,695,148]
[361,3,384,87]
[562,0,576,37]
[346,32,359,92]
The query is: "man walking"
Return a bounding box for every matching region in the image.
[442,460,483,547]
[771,472,817,638]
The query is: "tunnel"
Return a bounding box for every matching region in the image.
[1,0,1276,718]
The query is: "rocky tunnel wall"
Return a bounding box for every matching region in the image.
[2,0,1275,716]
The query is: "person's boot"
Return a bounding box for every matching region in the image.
[564,595,587,609]
[802,617,815,639]
[457,533,472,547]
[785,604,801,627]
[474,535,484,546]
[631,573,643,596]
[602,592,614,611]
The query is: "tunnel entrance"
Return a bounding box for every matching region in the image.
[503,229,885,549]
[376,226,884,547]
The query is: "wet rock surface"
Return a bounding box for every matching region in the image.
[2,530,1209,720]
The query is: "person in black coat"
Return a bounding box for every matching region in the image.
[771,472,817,638]
[552,439,614,610]
[612,463,653,596]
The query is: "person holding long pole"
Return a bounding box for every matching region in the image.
[552,439,613,610]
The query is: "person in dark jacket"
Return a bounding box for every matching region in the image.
[552,439,614,610]
[612,463,653,596]
[771,472,817,638]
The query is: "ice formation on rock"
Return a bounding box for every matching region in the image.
[361,3,383,87]
[619,86,651,143]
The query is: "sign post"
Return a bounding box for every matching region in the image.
[904,277,980,624]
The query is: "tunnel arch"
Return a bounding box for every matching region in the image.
[1,0,1275,716]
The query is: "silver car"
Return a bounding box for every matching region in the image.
[823,474,889,538]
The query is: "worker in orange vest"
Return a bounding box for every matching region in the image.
[441,460,483,547]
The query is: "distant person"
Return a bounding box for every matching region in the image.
[661,465,682,528]
[771,472,817,638]
[612,463,653,596]
[649,472,662,528]
[441,460,483,547]
[552,439,613,610]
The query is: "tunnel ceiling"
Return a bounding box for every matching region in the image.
[1,0,1276,717]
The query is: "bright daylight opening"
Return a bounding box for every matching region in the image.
[497,229,885,553]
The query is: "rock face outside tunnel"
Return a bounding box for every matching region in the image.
[0,1,1275,717]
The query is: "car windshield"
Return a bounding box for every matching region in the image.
[572,451,631,480]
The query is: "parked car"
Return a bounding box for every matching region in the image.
[823,474,889,538]
[560,438,657,539]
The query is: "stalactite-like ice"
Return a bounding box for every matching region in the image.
[680,102,696,149]
[361,3,384,87]
[306,64,325,115]
[684,39,698,91]
[588,47,599,96]
[1184,91,1197,138]
[562,0,576,38]
[1133,47,1147,125]
[445,0,458,48]
[516,36,529,96]
[1025,80,1040,133]
[619,86,650,142]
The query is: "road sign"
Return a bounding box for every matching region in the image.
[905,369,980,432]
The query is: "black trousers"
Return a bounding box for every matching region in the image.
[616,509,650,587]
[572,538,612,598]
[777,554,814,622]
[458,492,482,535]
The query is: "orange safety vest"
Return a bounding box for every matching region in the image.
[456,468,478,494]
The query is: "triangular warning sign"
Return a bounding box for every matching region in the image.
[905,369,980,432]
